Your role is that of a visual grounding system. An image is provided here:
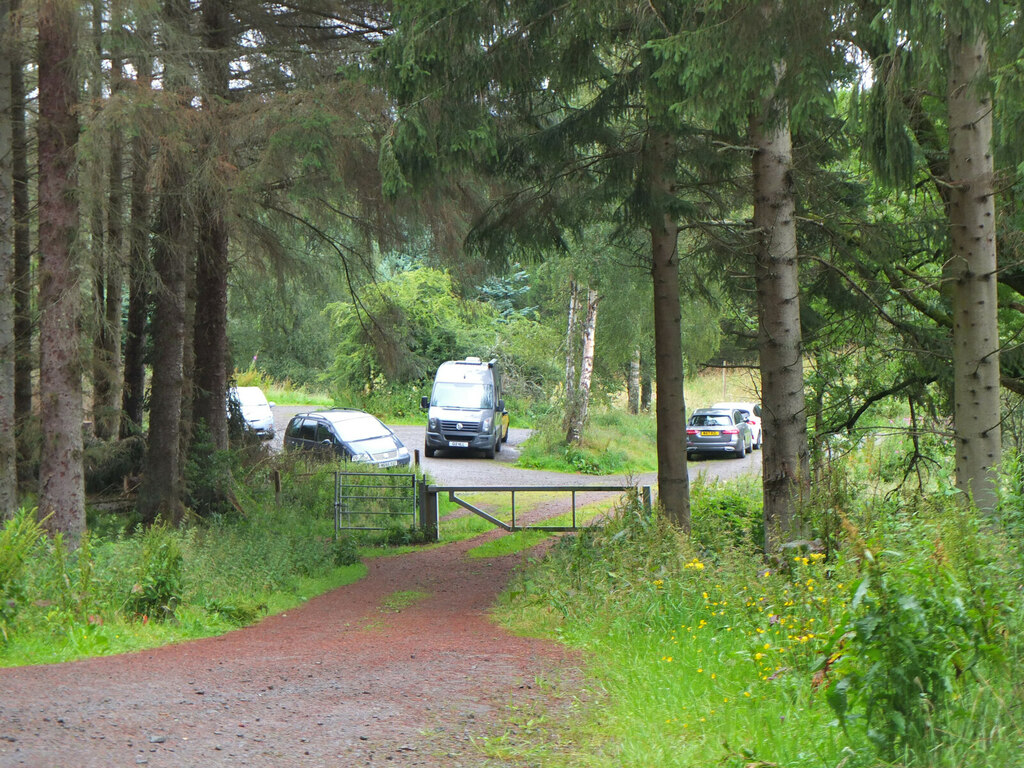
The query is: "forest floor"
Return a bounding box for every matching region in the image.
[0,517,584,768]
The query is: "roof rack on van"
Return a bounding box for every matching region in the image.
[454,356,496,367]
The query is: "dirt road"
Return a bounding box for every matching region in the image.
[0,529,578,768]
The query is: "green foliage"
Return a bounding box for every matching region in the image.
[689,473,763,552]
[185,423,240,517]
[824,503,1019,765]
[495,472,1024,767]
[517,408,657,474]
[0,510,47,643]
[122,525,184,621]
[324,266,499,395]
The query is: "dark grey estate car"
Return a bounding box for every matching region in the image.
[686,407,754,459]
[284,409,411,468]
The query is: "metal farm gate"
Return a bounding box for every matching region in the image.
[333,471,419,536]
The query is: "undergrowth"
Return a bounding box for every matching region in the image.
[494,468,1024,767]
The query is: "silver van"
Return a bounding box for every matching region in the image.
[421,357,510,458]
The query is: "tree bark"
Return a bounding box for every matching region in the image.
[751,96,809,552]
[138,0,191,525]
[566,286,598,445]
[0,0,16,516]
[11,0,32,483]
[646,129,690,530]
[947,29,1000,513]
[192,0,232,450]
[120,19,154,439]
[89,0,124,441]
[138,153,189,526]
[564,277,578,418]
[628,348,641,415]
[37,0,85,542]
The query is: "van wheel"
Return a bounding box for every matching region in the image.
[484,442,496,459]
[424,444,435,458]
[495,438,502,454]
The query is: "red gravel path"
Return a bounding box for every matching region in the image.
[0,531,582,768]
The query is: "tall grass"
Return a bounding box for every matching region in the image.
[0,460,369,667]
[494,467,1024,767]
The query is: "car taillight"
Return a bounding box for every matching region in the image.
[686,428,697,435]
[722,427,740,434]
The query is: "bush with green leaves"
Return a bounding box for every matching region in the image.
[122,524,185,620]
[0,509,47,643]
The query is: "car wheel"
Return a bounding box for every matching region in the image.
[424,444,435,458]
[687,452,695,461]
[753,429,762,449]
[734,443,746,459]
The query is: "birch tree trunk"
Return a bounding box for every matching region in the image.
[751,95,809,552]
[628,348,641,415]
[566,286,598,445]
[947,28,1000,513]
[0,0,16,516]
[564,278,579,415]
[647,129,690,530]
[37,0,85,541]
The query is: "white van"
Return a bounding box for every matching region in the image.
[229,386,275,439]
[421,357,509,458]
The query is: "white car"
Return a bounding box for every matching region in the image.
[229,386,275,439]
[712,401,762,449]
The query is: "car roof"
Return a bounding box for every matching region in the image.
[294,409,379,423]
[693,407,734,414]
[712,401,757,410]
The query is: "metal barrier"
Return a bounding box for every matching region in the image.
[334,471,419,535]
[418,484,652,540]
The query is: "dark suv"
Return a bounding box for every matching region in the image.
[284,410,411,468]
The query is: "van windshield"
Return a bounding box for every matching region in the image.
[431,382,494,409]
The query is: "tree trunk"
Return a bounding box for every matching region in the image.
[628,348,641,415]
[641,364,652,412]
[947,29,1000,513]
[120,20,154,439]
[37,0,85,542]
[563,277,579,424]
[89,0,123,441]
[751,96,809,553]
[138,157,189,526]
[192,0,232,450]
[566,286,598,445]
[0,0,16,516]
[647,129,690,530]
[11,0,32,484]
[138,0,191,526]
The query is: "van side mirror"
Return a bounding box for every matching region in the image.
[497,398,505,412]
[420,395,429,410]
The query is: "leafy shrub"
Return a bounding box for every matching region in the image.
[689,474,763,552]
[824,505,1019,765]
[123,525,184,620]
[0,509,46,642]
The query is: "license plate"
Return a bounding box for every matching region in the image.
[379,460,397,468]
[700,430,720,436]
[449,440,469,448]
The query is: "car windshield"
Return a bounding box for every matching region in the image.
[327,414,391,442]
[691,414,733,427]
[431,382,494,409]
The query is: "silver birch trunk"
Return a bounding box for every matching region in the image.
[751,96,809,552]
[565,278,579,408]
[567,287,598,444]
[628,348,641,415]
[0,0,16,516]
[38,0,85,542]
[948,29,1000,513]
